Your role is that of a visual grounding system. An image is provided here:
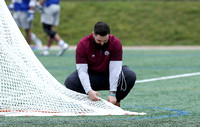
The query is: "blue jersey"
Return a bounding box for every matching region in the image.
[14,0,31,12]
[44,0,60,7]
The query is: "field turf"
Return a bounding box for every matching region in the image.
[1,48,200,127]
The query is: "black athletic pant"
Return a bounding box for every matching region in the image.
[65,65,136,102]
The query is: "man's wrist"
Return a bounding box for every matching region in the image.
[86,89,92,95]
[109,91,116,97]
[110,91,116,94]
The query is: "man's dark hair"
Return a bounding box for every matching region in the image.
[94,22,110,36]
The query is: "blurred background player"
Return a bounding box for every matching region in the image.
[38,0,69,56]
[8,0,42,50]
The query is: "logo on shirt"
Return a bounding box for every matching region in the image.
[92,54,95,57]
[104,51,109,56]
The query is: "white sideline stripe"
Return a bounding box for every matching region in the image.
[136,72,200,83]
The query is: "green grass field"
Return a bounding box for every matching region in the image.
[29,1,200,46]
[1,49,200,127]
[2,0,200,126]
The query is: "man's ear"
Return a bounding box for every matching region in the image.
[92,32,94,37]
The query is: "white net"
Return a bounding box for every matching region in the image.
[0,0,145,116]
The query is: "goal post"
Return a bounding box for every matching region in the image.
[0,0,145,116]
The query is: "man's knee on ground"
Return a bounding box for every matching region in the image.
[64,76,72,88]
[64,75,86,94]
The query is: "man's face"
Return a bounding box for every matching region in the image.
[93,34,109,46]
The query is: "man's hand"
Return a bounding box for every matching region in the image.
[27,10,34,22]
[107,92,117,104]
[88,90,101,101]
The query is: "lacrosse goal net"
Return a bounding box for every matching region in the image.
[0,0,145,116]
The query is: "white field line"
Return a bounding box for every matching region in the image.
[136,72,200,84]
[38,46,200,50]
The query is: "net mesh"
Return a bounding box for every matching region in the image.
[0,0,145,116]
